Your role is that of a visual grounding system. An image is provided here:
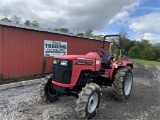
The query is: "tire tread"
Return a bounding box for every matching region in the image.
[113,66,132,101]
[75,83,101,119]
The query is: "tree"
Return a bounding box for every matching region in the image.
[129,42,141,59]
[110,38,119,52]
[138,40,151,59]
[1,17,11,22]
[153,43,160,61]
[128,39,160,61]
[54,28,70,33]
[119,29,129,40]
[85,29,93,38]
[11,15,22,24]
[24,20,31,26]
[48,28,53,30]
[141,39,151,49]
[77,32,85,37]
[144,46,157,61]
[118,30,136,56]
[93,35,104,40]
[31,21,39,27]
[0,15,11,22]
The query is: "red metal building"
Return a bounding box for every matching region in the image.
[0,21,110,80]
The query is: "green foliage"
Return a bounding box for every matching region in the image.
[154,43,160,61]
[1,14,39,27]
[24,20,39,27]
[54,28,94,39]
[77,32,85,37]
[132,59,160,66]
[1,17,11,22]
[129,44,141,58]
[13,77,20,82]
[110,30,136,54]
[24,20,31,26]
[54,28,70,33]
[157,58,160,62]
[119,29,129,40]
[31,20,39,27]
[85,29,93,38]
[93,35,104,40]
[109,29,160,62]
[129,40,160,61]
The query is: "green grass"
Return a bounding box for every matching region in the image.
[132,59,160,66]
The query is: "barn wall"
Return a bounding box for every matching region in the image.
[0,27,2,80]
[0,25,110,79]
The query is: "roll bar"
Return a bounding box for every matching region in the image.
[100,34,122,60]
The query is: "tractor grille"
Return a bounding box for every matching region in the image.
[52,60,72,84]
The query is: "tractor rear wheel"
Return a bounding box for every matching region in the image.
[113,66,133,101]
[39,75,60,103]
[75,83,101,119]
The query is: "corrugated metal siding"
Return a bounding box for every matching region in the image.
[0,27,2,78]
[0,26,110,79]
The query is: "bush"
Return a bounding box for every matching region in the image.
[157,58,160,62]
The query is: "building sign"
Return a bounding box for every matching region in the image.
[44,40,67,57]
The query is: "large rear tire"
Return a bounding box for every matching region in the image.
[39,75,60,103]
[75,83,101,119]
[113,66,133,101]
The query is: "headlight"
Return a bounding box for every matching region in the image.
[60,60,67,66]
[53,59,57,64]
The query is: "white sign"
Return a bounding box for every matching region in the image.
[44,40,67,57]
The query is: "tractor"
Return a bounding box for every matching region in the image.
[39,35,133,119]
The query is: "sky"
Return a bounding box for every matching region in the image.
[0,0,160,43]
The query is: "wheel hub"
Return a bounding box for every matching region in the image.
[124,73,132,96]
[88,93,98,113]
[48,84,58,97]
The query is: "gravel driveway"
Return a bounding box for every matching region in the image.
[0,63,160,120]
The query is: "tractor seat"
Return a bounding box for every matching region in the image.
[101,52,113,68]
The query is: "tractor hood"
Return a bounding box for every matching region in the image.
[53,52,100,60]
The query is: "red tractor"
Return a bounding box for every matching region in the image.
[40,35,133,119]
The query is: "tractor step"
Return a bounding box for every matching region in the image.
[100,75,109,78]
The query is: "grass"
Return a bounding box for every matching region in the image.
[132,59,160,66]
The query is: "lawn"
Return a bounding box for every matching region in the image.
[132,59,160,66]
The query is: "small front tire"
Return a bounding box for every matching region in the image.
[75,83,101,119]
[39,75,60,103]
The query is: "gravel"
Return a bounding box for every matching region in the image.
[133,63,160,79]
[0,63,160,120]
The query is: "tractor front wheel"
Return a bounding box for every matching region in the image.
[39,75,60,103]
[113,66,133,101]
[75,83,101,119]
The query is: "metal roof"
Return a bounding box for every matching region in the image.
[0,21,76,36]
[0,21,110,42]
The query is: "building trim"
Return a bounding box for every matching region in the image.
[0,21,110,43]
